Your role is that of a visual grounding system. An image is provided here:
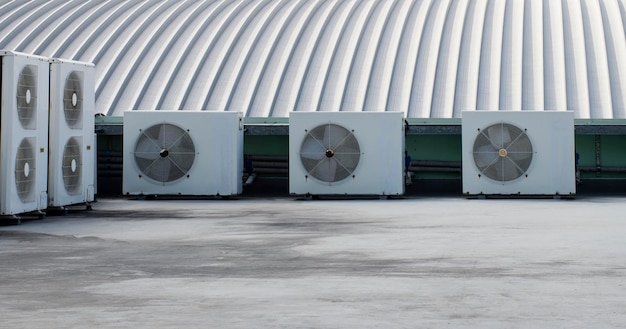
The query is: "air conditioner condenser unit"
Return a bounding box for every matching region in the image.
[0,50,49,219]
[462,110,575,196]
[123,111,244,196]
[289,111,405,196]
[48,58,96,209]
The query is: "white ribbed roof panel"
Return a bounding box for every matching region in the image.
[3,0,626,119]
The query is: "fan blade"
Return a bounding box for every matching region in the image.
[332,155,354,181]
[157,124,169,147]
[146,158,172,182]
[135,137,161,160]
[474,144,499,168]
[327,158,338,181]
[508,150,532,161]
[157,123,183,148]
[498,158,521,181]
[323,125,332,149]
[487,124,511,149]
[301,136,326,160]
[313,158,337,182]
[506,134,533,161]
[333,131,359,153]
[325,124,350,149]
[167,150,195,174]
[334,153,359,172]
[158,158,173,182]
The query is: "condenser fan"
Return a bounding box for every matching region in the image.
[15,137,36,202]
[64,71,83,128]
[62,137,82,195]
[472,122,533,182]
[16,65,37,129]
[300,123,360,183]
[134,123,196,183]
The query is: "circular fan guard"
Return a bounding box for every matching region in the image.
[134,123,196,183]
[15,138,36,203]
[299,123,360,183]
[64,71,83,128]
[17,65,37,129]
[472,122,533,182]
[63,137,82,195]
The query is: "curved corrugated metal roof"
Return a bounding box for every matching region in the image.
[2,0,626,119]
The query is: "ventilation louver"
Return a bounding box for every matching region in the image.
[300,123,360,183]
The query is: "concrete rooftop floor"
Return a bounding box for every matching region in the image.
[1,196,626,328]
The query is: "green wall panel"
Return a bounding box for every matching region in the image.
[599,135,626,167]
[575,135,595,167]
[406,135,461,179]
[244,135,289,156]
[97,135,123,152]
[406,135,461,162]
[575,135,626,179]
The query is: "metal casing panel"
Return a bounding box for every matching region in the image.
[123,111,243,196]
[462,111,576,195]
[289,111,404,196]
[0,51,49,215]
[48,58,96,207]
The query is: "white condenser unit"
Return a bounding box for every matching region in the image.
[289,111,405,196]
[48,58,96,208]
[123,111,243,196]
[0,51,49,218]
[462,111,575,196]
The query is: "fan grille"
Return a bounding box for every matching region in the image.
[63,137,82,195]
[15,137,36,203]
[472,122,533,182]
[299,123,360,183]
[17,65,37,130]
[134,123,196,183]
[64,71,83,129]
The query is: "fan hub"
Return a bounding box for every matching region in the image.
[25,89,32,104]
[160,149,169,158]
[325,149,335,158]
[499,149,508,157]
[72,93,78,107]
[24,162,30,177]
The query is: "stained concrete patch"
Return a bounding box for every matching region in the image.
[1,197,626,328]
